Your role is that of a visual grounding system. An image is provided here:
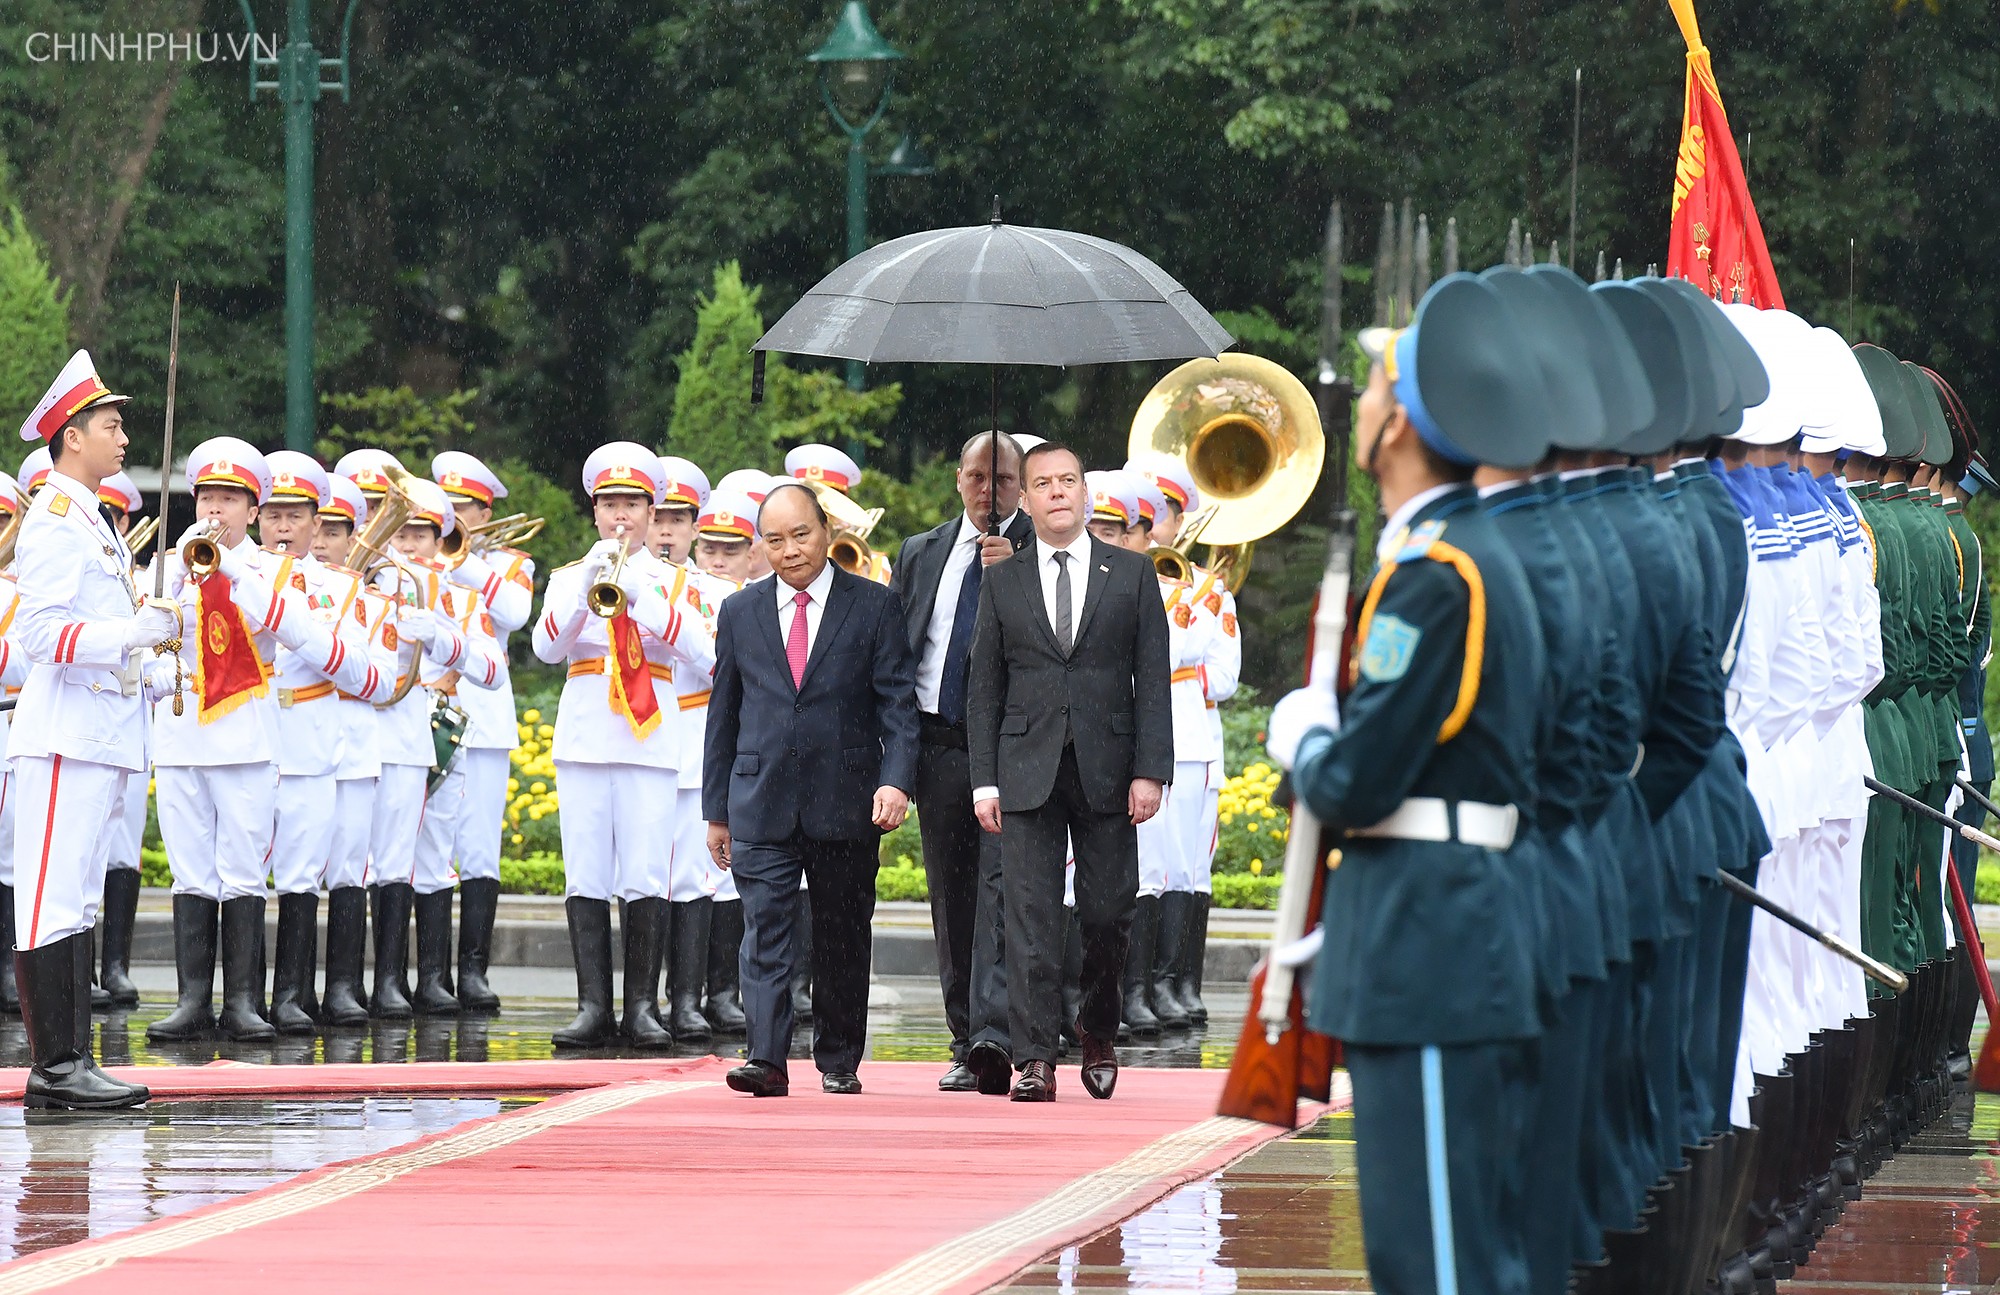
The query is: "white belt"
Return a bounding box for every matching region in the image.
[1347,797,1518,850]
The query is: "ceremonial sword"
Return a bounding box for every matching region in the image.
[155,284,186,715]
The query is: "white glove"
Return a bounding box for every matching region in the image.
[445,550,494,591]
[122,599,182,653]
[400,609,443,647]
[144,658,179,697]
[585,537,625,566]
[617,562,653,597]
[1266,685,1340,771]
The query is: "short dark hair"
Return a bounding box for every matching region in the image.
[1022,441,1080,478]
[760,480,829,531]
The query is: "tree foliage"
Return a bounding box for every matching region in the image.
[0,206,70,425]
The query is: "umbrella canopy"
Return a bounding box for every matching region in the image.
[754,216,1234,368]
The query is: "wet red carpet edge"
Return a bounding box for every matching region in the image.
[0,1058,1328,1295]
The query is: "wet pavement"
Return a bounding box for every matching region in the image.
[0,1096,535,1262]
[1005,1088,2000,1293]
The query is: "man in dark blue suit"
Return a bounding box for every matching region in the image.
[705,483,920,1097]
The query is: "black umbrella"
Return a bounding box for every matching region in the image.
[753,201,1233,531]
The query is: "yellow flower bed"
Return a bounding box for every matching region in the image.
[506,708,562,856]
[1214,761,1290,876]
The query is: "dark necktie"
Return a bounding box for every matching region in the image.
[1052,550,1073,652]
[936,539,982,726]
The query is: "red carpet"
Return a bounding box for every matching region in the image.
[0,1060,1321,1295]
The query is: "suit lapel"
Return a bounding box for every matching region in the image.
[1015,547,1063,655]
[800,568,859,691]
[750,576,794,693]
[911,521,955,640]
[1067,538,1115,652]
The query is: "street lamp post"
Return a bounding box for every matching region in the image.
[809,2,929,392]
[239,0,363,452]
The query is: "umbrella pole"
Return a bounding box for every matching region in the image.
[989,368,1000,535]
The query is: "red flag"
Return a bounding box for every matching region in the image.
[1664,0,1783,309]
[192,573,270,723]
[605,610,663,739]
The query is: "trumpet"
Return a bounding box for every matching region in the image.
[587,526,631,619]
[438,512,547,568]
[181,520,226,578]
[1149,503,1218,583]
[124,515,161,563]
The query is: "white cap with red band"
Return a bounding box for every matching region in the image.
[696,490,760,541]
[265,451,329,506]
[20,350,130,443]
[187,437,272,504]
[659,455,710,510]
[320,473,369,526]
[581,441,665,505]
[785,443,861,493]
[431,450,507,505]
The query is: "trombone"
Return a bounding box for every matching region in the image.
[587,525,631,619]
[438,512,546,568]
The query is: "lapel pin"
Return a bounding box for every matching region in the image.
[1098,564,1110,572]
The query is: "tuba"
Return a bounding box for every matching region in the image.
[341,461,426,706]
[1127,353,1325,589]
[0,485,29,570]
[803,479,885,578]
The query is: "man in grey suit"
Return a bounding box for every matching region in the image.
[968,442,1174,1102]
[892,431,1036,1094]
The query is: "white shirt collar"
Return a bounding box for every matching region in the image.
[777,558,836,606]
[1376,482,1461,562]
[957,511,1020,543]
[1035,529,1094,568]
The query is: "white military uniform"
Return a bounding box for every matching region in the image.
[1190,568,1242,895]
[0,562,31,890]
[1159,575,1222,894]
[7,469,151,950]
[669,565,732,901]
[438,545,534,883]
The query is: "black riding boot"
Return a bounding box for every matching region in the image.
[620,897,672,1048]
[270,893,320,1034]
[18,935,147,1109]
[369,883,415,1020]
[704,899,748,1033]
[1150,891,1194,1027]
[411,889,461,1016]
[320,886,371,1025]
[1121,896,1162,1036]
[99,868,141,1006]
[1177,892,1210,1025]
[218,897,275,1041]
[147,894,219,1040]
[456,877,503,1012]
[790,890,814,1021]
[669,898,714,1041]
[554,897,617,1048]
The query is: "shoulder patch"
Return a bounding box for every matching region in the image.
[1393,519,1445,565]
[1172,602,1194,629]
[1221,611,1237,638]
[1358,613,1422,683]
[48,493,69,517]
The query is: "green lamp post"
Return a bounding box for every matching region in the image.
[809,2,929,392]
[238,0,363,452]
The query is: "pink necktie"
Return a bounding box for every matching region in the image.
[787,589,811,688]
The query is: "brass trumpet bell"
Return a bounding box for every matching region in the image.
[587,526,631,619]
[181,520,225,578]
[1127,353,1324,548]
[830,532,875,577]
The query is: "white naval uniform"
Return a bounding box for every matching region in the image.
[1135,575,1209,898]
[7,470,150,950]
[271,555,395,894]
[411,568,509,892]
[442,546,535,884]
[1191,570,1241,896]
[531,550,710,901]
[0,571,30,888]
[669,565,731,902]
[326,579,395,891]
[370,564,494,895]
[153,541,381,903]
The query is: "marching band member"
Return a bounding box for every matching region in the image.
[17,447,51,498]
[650,456,707,563]
[258,452,395,1033]
[308,473,392,1024]
[433,451,537,1011]
[715,470,774,580]
[92,469,148,1008]
[693,487,759,1032]
[11,351,177,1108]
[788,443,892,584]
[385,478,506,1017]
[532,443,711,1049]
[145,438,385,1044]
[0,472,28,1015]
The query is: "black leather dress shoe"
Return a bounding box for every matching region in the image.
[822,1071,863,1095]
[938,1062,978,1092]
[967,1040,1013,1096]
[1080,1031,1118,1100]
[725,1060,789,1097]
[1011,1059,1056,1102]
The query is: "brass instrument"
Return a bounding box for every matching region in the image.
[830,532,876,577]
[338,461,428,707]
[124,515,161,563]
[180,520,226,578]
[0,486,29,570]
[587,526,631,619]
[438,512,547,567]
[804,479,885,579]
[1148,503,1217,583]
[1127,353,1325,589]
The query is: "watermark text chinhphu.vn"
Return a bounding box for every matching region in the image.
[22,32,279,63]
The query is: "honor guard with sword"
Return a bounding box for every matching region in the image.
[257,452,396,1032]
[431,451,538,1011]
[532,443,713,1049]
[10,349,178,1108]
[145,439,389,1044]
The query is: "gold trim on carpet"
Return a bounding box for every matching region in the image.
[0,1080,707,1294]
[843,1115,1265,1295]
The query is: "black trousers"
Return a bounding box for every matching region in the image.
[733,830,877,1077]
[1001,743,1137,1064]
[915,719,1009,1057]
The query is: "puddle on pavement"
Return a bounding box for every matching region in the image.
[0,1096,540,1262]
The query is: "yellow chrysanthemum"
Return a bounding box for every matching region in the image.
[522,708,541,724]
[1250,858,1263,874]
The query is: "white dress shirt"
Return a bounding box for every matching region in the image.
[917,512,1019,713]
[1035,530,1094,644]
[776,559,837,660]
